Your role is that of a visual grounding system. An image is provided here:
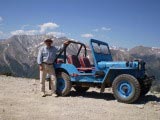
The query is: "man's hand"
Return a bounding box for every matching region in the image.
[64,41,69,45]
[39,65,43,71]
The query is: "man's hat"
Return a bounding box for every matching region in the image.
[44,39,53,43]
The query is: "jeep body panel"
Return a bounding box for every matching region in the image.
[51,39,154,103]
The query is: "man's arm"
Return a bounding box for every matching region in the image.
[64,41,69,45]
[37,48,43,70]
[56,41,69,52]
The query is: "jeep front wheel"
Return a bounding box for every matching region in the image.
[112,74,140,104]
[56,72,71,96]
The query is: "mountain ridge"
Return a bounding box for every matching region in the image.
[0,35,159,81]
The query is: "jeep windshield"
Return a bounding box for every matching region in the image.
[92,43,110,55]
[90,39,113,63]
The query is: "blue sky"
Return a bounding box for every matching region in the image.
[0,0,160,48]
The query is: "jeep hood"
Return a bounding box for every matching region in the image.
[97,61,138,70]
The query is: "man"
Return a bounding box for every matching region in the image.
[37,39,68,97]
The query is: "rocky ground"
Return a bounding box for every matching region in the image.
[0,75,160,120]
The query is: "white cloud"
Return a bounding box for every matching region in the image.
[11,30,38,35]
[25,30,38,35]
[39,22,59,33]
[0,16,3,22]
[81,33,93,38]
[21,24,30,29]
[47,32,65,37]
[11,30,25,35]
[101,27,111,31]
[92,29,99,32]
[9,22,66,38]
[0,31,8,38]
[92,27,111,32]
[0,31,3,35]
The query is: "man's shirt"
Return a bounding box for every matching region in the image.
[37,46,61,64]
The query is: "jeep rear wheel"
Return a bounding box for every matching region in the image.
[112,74,140,104]
[56,72,71,96]
[74,86,90,93]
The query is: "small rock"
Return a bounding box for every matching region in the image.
[108,88,112,91]
[147,91,152,95]
[78,96,83,98]
[155,108,160,111]
[150,101,159,106]
[152,91,159,94]
[136,105,144,109]
[32,83,37,85]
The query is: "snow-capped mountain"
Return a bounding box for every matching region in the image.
[0,35,64,77]
[0,35,160,81]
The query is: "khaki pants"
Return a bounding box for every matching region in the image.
[40,64,56,93]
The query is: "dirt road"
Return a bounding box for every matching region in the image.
[0,76,160,120]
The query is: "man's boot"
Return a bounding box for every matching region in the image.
[40,92,46,97]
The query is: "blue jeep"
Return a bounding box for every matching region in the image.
[51,39,154,103]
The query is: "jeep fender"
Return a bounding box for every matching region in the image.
[54,63,79,75]
[100,68,135,93]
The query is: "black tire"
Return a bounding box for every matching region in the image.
[74,86,90,93]
[139,80,152,97]
[56,72,71,96]
[112,74,141,104]
[141,85,151,96]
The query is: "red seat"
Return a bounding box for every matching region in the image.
[67,55,81,68]
[67,55,93,71]
[79,56,95,70]
[79,56,91,68]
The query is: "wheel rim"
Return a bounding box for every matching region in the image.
[117,81,132,98]
[57,78,65,91]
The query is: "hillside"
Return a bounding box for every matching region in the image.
[129,46,160,81]
[0,76,160,120]
[0,35,69,78]
[0,35,160,82]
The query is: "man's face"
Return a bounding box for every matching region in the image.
[45,41,52,47]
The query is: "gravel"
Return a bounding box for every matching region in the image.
[0,75,160,120]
